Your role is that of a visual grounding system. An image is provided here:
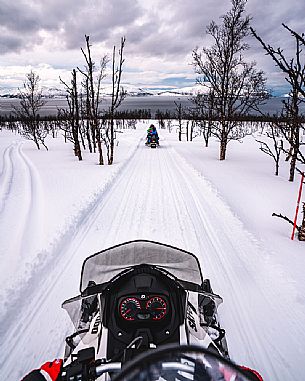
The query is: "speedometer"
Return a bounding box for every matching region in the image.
[120,297,141,321]
[146,296,168,320]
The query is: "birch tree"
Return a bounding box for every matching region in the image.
[193,0,267,160]
[14,70,48,150]
[78,35,108,165]
[251,24,305,181]
[106,36,126,165]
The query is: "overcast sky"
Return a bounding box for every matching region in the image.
[0,0,304,95]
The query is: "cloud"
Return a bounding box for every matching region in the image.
[0,0,304,93]
[0,33,24,54]
[0,1,40,33]
[0,0,143,52]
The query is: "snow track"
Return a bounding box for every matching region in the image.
[1,136,304,380]
[0,142,43,297]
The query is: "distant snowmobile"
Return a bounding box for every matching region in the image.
[145,134,159,148]
[60,240,263,381]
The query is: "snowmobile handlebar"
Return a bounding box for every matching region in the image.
[96,362,195,377]
[62,361,195,380]
[95,362,121,376]
[60,344,261,381]
[61,362,121,380]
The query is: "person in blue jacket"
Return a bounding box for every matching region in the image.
[146,124,159,145]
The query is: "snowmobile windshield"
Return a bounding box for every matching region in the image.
[80,240,203,293]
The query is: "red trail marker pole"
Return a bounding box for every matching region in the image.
[291,172,305,240]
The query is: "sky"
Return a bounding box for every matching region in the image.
[0,0,305,95]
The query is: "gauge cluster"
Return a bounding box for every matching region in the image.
[119,294,169,322]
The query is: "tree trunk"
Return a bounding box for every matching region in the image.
[220,141,227,160]
[275,160,279,176]
[79,124,86,150]
[298,203,305,241]
[219,130,227,160]
[108,117,114,165]
[75,141,82,161]
[203,122,210,147]
[190,120,194,141]
[285,145,293,161]
[72,69,82,161]
[91,123,96,153]
[186,121,189,141]
[96,131,104,165]
[86,120,92,153]
[289,147,297,182]
[33,128,40,150]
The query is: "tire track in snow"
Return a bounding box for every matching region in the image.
[0,134,146,360]
[0,143,15,214]
[164,144,304,381]
[0,142,43,285]
[17,143,44,253]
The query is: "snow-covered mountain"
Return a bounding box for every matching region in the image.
[0,83,207,98]
[0,86,66,98]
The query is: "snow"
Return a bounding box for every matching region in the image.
[0,121,305,380]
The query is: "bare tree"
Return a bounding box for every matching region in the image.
[14,70,48,150]
[78,35,109,165]
[273,201,305,241]
[60,69,82,160]
[193,0,267,160]
[106,36,127,165]
[191,90,216,147]
[251,24,305,181]
[298,203,305,241]
[174,101,184,141]
[255,125,283,176]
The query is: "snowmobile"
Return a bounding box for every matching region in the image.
[60,240,260,381]
[145,134,159,148]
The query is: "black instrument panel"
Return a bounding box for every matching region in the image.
[118,294,169,322]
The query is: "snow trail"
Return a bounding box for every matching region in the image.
[0,142,44,290]
[1,133,304,380]
[0,143,15,212]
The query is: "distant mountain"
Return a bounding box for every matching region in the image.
[0,84,207,98]
[120,84,208,97]
[155,85,209,96]
[0,86,66,98]
[0,87,20,97]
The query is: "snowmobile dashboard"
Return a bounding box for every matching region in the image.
[118,294,169,322]
[103,265,186,361]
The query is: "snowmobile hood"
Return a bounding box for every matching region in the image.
[80,240,204,293]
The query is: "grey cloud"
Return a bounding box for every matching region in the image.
[0,0,144,53]
[125,22,156,45]
[120,0,229,59]
[1,0,305,94]
[0,33,24,53]
[50,0,144,49]
[248,0,305,52]
[0,1,40,33]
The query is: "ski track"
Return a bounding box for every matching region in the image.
[0,143,15,213]
[0,133,144,317]
[0,142,44,291]
[1,134,304,380]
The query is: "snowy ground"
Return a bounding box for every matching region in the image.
[0,122,305,380]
